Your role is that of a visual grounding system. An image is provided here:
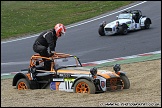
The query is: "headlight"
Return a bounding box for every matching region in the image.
[113,64,121,72]
[90,67,97,76]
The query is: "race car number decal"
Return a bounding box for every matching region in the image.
[64,78,75,90]
[50,78,75,90]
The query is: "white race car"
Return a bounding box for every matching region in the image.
[98,10,152,36]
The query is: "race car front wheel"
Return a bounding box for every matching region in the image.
[120,75,130,89]
[16,78,30,90]
[121,27,128,35]
[98,25,105,36]
[73,79,96,94]
[118,24,128,35]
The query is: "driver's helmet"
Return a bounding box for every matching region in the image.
[54,23,66,37]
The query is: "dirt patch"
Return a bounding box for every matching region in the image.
[1,59,161,107]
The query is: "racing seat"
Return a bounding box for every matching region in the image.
[34,58,53,71]
[43,59,52,71]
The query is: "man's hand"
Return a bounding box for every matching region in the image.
[49,51,56,57]
[48,53,54,57]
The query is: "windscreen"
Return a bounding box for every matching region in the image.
[54,56,81,68]
[118,13,132,19]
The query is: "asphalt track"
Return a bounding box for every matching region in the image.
[1,1,161,74]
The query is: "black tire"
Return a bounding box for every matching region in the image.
[118,25,128,35]
[120,75,130,89]
[122,27,128,35]
[144,19,150,29]
[121,24,128,35]
[98,26,105,36]
[16,78,30,90]
[73,79,96,94]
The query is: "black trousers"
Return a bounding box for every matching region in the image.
[33,43,51,71]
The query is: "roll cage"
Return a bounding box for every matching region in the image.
[121,10,142,23]
[29,53,82,72]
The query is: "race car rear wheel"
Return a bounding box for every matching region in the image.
[98,25,105,36]
[73,79,96,94]
[16,78,30,90]
[120,75,130,89]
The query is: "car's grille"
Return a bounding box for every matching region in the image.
[106,77,123,91]
[105,28,112,31]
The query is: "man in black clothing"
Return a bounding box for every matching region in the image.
[33,23,66,70]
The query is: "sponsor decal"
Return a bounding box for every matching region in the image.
[53,78,64,81]
[64,78,75,82]
[101,81,105,88]
[59,73,72,78]
[135,24,137,28]
[50,82,60,90]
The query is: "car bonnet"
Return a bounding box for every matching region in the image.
[105,19,131,28]
[57,67,120,79]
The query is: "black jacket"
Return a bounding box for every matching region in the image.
[34,29,58,52]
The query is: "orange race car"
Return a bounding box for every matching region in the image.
[12,53,130,94]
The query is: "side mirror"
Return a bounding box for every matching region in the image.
[90,67,97,76]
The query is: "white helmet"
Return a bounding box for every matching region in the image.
[54,23,66,37]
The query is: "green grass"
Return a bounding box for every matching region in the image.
[1,1,134,39]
